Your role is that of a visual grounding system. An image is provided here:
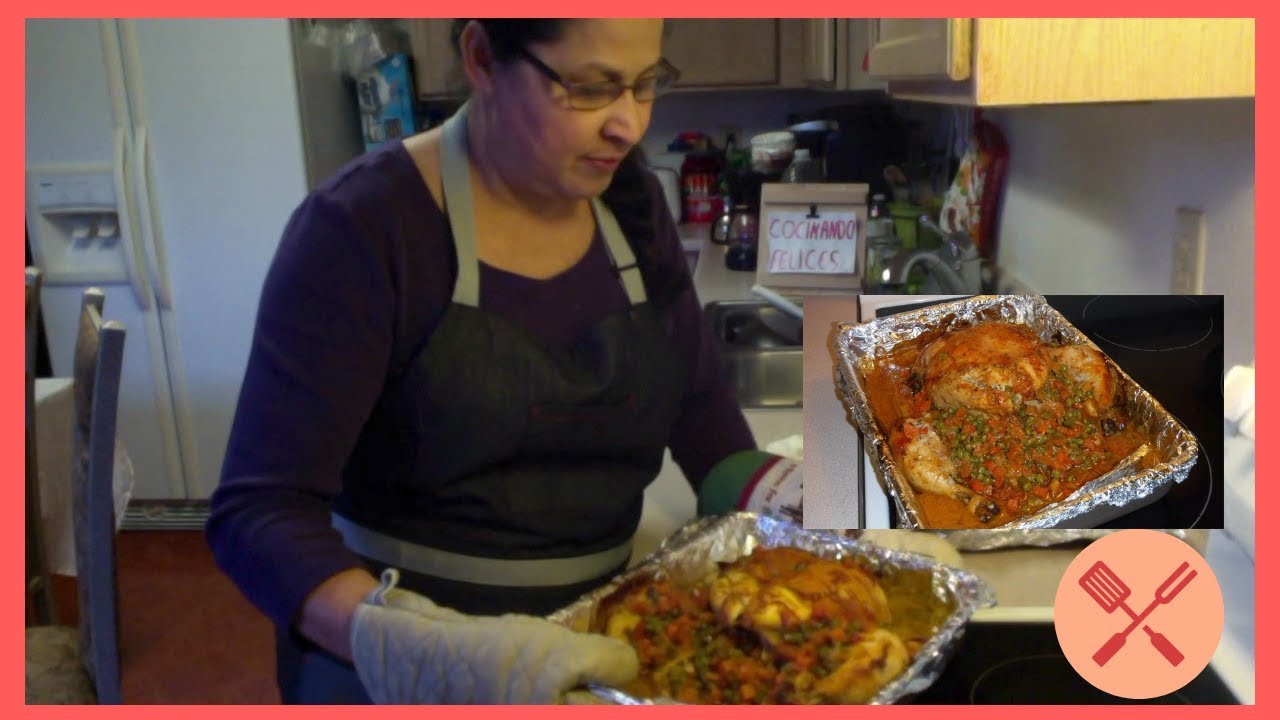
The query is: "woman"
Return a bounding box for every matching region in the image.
[207,18,794,704]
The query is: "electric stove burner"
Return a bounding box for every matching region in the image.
[1081,295,1215,352]
[1186,435,1216,528]
[1210,345,1226,402]
[907,623,1239,705]
[968,654,1191,704]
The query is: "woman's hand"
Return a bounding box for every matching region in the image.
[350,569,639,704]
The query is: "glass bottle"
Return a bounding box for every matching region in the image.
[724,205,759,271]
[863,194,901,289]
[710,192,734,245]
[781,148,825,183]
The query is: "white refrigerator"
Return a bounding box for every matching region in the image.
[25,19,363,505]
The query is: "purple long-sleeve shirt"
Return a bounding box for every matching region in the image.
[206,141,756,629]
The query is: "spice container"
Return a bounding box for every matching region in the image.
[749,131,795,176]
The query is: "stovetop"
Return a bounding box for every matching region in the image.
[871,294,1224,529]
[908,622,1239,704]
[1047,295,1222,529]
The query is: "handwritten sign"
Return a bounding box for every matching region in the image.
[764,210,858,275]
[756,182,867,292]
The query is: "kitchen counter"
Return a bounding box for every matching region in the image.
[685,227,761,306]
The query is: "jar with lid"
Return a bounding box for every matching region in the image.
[862,193,901,289]
[724,205,759,272]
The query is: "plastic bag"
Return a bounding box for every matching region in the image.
[302,19,410,78]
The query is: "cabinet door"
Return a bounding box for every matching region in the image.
[866,18,971,81]
[664,19,781,87]
[836,18,887,91]
[802,19,837,87]
[973,18,1254,105]
[408,19,461,100]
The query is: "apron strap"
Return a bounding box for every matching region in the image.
[439,103,647,308]
[592,197,648,306]
[440,103,482,307]
[331,513,633,588]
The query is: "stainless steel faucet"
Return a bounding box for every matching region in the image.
[886,216,983,294]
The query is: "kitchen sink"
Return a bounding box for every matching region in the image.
[703,300,803,409]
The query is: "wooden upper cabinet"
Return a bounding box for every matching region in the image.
[867,18,971,82]
[867,18,1254,106]
[661,19,831,90]
[663,19,781,87]
[408,19,835,98]
[408,19,461,100]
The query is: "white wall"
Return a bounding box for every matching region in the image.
[984,99,1255,368]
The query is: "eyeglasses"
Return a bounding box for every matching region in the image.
[514,47,681,111]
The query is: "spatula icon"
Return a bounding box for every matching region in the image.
[1079,560,1196,667]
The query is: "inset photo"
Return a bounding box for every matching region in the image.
[804,294,1223,531]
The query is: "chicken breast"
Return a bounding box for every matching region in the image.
[919,322,1050,414]
[1044,344,1117,417]
[709,547,891,643]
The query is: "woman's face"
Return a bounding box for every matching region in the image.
[481,19,665,201]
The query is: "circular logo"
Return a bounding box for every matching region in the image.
[1054,529,1223,699]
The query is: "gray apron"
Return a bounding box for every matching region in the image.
[279,104,686,703]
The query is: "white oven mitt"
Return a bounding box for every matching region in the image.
[350,569,638,704]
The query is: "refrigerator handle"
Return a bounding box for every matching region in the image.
[132,126,173,309]
[113,126,151,310]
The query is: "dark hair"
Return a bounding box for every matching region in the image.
[450,19,686,310]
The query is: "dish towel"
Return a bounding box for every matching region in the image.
[1222,364,1254,560]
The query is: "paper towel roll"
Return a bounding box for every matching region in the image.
[1224,364,1255,431]
[651,167,681,225]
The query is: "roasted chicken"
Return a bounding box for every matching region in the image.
[920,321,1050,415]
[877,321,1137,526]
[708,546,890,644]
[596,547,929,704]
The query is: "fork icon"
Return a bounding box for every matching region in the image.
[1079,560,1198,667]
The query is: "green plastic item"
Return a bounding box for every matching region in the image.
[696,450,777,517]
[889,202,924,250]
